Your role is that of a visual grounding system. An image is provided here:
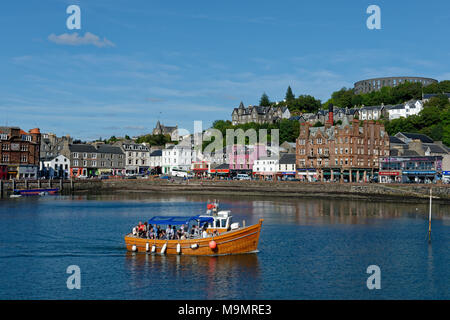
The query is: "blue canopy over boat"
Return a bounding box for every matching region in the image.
[147,215,214,226]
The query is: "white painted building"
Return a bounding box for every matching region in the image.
[253,156,279,178]
[149,149,162,168]
[386,100,423,120]
[39,154,70,179]
[359,105,385,120]
[162,145,193,174]
[115,141,151,175]
[277,153,296,177]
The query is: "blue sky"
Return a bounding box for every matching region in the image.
[1,0,449,140]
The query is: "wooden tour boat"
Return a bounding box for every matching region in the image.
[124,202,263,256]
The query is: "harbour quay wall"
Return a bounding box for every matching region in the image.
[1,179,449,203]
[0,179,100,197]
[98,180,450,203]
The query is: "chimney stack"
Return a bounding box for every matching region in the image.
[328,103,334,124]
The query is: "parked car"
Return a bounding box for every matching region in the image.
[235,174,251,181]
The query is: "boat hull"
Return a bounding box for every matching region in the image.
[14,188,59,196]
[124,219,263,256]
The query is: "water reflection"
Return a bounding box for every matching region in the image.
[124,252,261,299]
[59,193,448,226]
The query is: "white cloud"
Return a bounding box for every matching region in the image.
[48,32,115,48]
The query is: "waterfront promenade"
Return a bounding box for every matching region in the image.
[1,178,449,203]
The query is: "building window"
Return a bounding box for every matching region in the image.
[73,153,79,158]
[74,160,79,166]
[2,144,9,151]
[21,155,27,163]
[2,155,9,162]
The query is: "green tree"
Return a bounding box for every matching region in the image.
[330,88,354,108]
[259,92,271,106]
[424,94,450,109]
[285,86,295,102]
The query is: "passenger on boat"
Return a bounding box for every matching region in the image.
[166,225,173,240]
[147,226,155,239]
[190,225,196,237]
[195,225,200,237]
[202,225,208,238]
[159,230,166,239]
[146,224,152,239]
[172,226,178,239]
[137,221,146,238]
[156,225,161,238]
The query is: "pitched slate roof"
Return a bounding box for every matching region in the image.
[279,153,296,164]
[211,163,229,170]
[398,132,434,144]
[150,150,162,157]
[402,149,420,156]
[69,144,97,153]
[423,143,448,154]
[423,93,450,99]
[389,136,406,145]
[360,105,384,111]
[386,104,404,110]
[95,144,124,154]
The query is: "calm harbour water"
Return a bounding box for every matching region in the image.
[0,193,448,300]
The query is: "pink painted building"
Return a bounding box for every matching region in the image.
[228,144,267,172]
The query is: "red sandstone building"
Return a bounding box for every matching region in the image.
[295,107,390,182]
[0,127,41,179]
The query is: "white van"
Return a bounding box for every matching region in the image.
[171,168,193,178]
[236,174,251,180]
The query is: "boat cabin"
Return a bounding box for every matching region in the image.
[202,210,234,231]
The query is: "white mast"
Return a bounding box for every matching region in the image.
[428,188,432,242]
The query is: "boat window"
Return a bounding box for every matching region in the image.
[221,219,227,228]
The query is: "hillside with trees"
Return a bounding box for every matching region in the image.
[135,134,172,146]
[258,87,322,114]
[203,119,300,150]
[254,81,449,146]
[324,80,450,109]
[383,93,450,146]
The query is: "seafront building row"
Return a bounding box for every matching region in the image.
[1,120,449,183]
